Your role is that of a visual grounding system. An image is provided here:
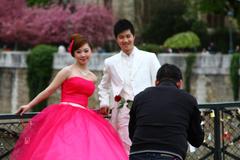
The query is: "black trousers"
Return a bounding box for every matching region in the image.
[129,152,182,160]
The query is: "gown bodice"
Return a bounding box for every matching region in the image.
[60,77,95,107]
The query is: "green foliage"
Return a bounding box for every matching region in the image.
[209,28,240,53]
[26,44,57,111]
[230,53,240,101]
[197,0,226,13]
[27,0,51,6]
[195,0,240,37]
[164,32,200,49]
[211,28,229,53]
[138,43,164,54]
[190,20,208,48]
[141,0,191,44]
[184,54,196,93]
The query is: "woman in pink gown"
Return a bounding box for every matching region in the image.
[10,34,128,160]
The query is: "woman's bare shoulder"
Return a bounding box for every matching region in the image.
[88,71,97,82]
[58,66,72,78]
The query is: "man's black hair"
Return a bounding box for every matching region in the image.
[113,19,135,38]
[156,63,183,83]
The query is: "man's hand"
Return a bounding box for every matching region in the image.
[99,106,110,115]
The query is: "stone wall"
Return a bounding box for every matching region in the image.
[0,51,238,113]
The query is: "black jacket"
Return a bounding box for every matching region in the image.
[129,81,204,159]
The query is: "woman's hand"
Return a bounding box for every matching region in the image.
[16,105,31,116]
[99,106,110,115]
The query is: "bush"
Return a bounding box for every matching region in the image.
[184,54,196,93]
[163,31,200,50]
[26,44,57,111]
[137,43,164,54]
[230,53,240,100]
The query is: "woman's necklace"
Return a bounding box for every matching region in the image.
[79,69,89,76]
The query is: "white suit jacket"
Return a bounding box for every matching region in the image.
[98,47,160,109]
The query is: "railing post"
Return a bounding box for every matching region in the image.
[214,108,222,160]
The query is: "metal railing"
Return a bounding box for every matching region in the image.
[0,113,35,160]
[1,102,240,160]
[187,102,240,160]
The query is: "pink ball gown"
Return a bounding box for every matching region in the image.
[11,77,128,160]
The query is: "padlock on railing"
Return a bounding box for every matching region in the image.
[210,110,215,118]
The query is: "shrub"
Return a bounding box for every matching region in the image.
[184,54,196,93]
[137,43,164,54]
[163,31,200,50]
[230,53,240,101]
[26,44,57,111]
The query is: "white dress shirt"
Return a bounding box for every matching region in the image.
[119,51,134,101]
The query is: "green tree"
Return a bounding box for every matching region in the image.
[195,0,240,24]
[190,20,208,48]
[185,0,240,52]
[141,0,191,44]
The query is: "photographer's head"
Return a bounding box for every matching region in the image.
[156,64,183,89]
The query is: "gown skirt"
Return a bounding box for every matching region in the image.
[10,103,128,160]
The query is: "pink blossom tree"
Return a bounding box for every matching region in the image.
[0,0,26,20]
[0,2,114,49]
[69,5,114,46]
[16,5,71,46]
[0,0,26,45]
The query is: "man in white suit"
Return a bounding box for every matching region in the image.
[98,19,160,154]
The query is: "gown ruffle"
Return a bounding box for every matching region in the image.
[11,77,128,160]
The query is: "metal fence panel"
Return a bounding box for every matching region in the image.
[0,102,240,160]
